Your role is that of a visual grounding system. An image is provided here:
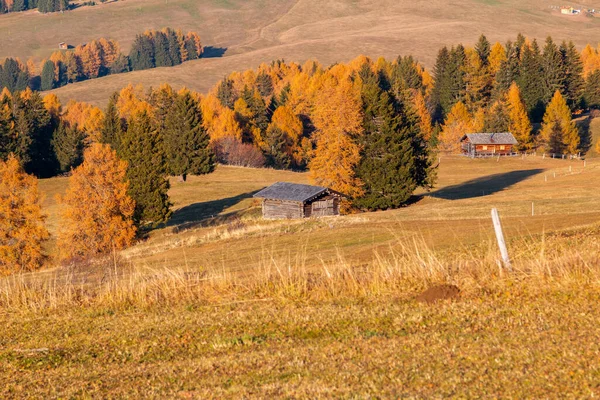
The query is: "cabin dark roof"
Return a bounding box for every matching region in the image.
[461,132,518,145]
[254,182,330,202]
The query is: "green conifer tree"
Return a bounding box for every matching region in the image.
[164,92,214,181]
[561,41,584,110]
[40,60,55,91]
[516,40,545,121]
[120,111,171,227]
[166,30,182,65]
[542,37,564,103]
[354,67,433,210]
[129,34,155,71]
[51,122,85,173]
[584,70,600,109]
[99,93,123,152]
[216,77,236,109]
[153,31,173,68]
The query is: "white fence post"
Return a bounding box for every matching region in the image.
[491,208,512,271]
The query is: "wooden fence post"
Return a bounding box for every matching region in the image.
[491,208,512,271]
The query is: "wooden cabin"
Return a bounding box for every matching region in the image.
[253,182,345,219]
[460,132,518,157]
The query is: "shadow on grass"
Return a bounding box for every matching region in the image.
[430,169,545,200]
[167,190,259,231]
[202,46,228,58]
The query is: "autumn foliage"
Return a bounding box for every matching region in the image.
[0,155,49,274]
[57,144,136,260]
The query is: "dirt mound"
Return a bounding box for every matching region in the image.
[416,284,460,304]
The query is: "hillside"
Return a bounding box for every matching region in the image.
[5,155,600,397]
[37,155,600,279]
[0,0,592,105]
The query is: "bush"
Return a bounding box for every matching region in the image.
[211,137,265,168]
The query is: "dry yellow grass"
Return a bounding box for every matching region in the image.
[5,0,592,105]
[5,155,600,397]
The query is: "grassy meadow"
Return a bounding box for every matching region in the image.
[0,0,592,105]
[2,154,600,396]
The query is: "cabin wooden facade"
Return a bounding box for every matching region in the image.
[460,132,519,157]
[254,182,344,219]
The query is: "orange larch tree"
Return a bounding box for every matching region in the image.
[57,144,136,260]
[0,155,49,275]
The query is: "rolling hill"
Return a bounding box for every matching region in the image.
[1,0,598,105]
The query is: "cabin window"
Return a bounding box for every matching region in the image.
[500,145,506,150]
[482,145,488,150]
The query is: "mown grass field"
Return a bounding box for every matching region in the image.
[3,154,600,396]
[0,0,593,105]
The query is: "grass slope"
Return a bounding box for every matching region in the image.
[3,288,600,398]
[37,155,600,277]
[5,155,600,396]
[1,0,591,105]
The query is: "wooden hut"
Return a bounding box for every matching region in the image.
[253,182,345,219]
[58,42,68,50]
[460,133,518,157]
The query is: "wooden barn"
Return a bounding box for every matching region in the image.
[253,182,344,219]
[460,132,518,157]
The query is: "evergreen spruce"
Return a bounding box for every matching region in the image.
[129,34,155,71]
[584,70,600,109]
[475,34,491,66]
[99,93,123,152]
[494,42,521,97]
[166,30,182,65]
[484,101,510,133]
[216,77,236,109]
[264,126,292,169]
[164,92,214,181]
[542,37,564,104]
[185,37,198,60]
[153,31,173,68]
[51,122,85,173]
[561,41,585,110]
[516,40,545,121]
[393,55,423,92]
[24,91,55,177]
[0,58,22,91]
[120,111,171,227]
[40,60,55,91]
[431,46,450,121]
[354,67,432,210]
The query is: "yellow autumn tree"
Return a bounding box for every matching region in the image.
[57,144,136,260]
[309,73,364,197]
[488,42,507,77]
[412,91,433,142]
[439,101,475,152]
[63,100,105,142]
[268,105,304,164]
[506,82,532,150]
[540,91,580,154]
[212,108,243,141]
[43,93,62,120]
[116,84,153,121]
[581,44,600,78]
[0,155,49,275]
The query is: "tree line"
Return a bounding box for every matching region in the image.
[3,33,600,273]
[0,28,203,93]
[0,0,68,13]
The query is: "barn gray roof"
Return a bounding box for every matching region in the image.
[254,182,330,202]
[461,132,518,145]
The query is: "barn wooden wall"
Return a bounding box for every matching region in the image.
[262,199,304,219]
